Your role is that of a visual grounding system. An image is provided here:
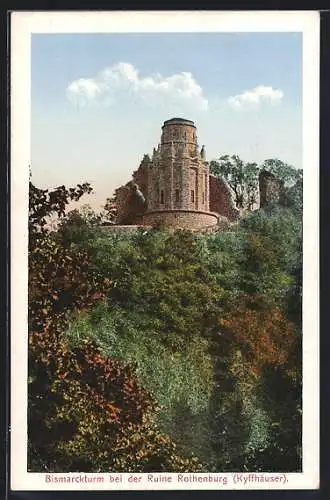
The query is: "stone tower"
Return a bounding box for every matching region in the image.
[142,118,218,229]
[259,170,284,208]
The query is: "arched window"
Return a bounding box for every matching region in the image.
[160,189,165,205]
[175,189,180,203]
[191,190,195,203]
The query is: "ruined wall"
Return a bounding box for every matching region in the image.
[209,175,240,221]
[132,161,149,223]
[259,170,284,208]
[132,158,149,198]
[114,158,149,224]
[115,184,133,224]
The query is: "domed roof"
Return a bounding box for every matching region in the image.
[163,117,195,127]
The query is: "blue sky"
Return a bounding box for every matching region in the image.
[31,32,302,210]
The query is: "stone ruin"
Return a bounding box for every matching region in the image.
[110,118,239,231]
[104,118,287,232]
[259,170,285,208]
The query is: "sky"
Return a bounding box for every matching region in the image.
[31,32,302,210]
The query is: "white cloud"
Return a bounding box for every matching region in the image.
[228,85,284,110]
[66,62,208,111]
[67,78,102,102]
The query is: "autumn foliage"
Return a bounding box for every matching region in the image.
[28,166,302,473]
[219,294,297,375]
[28,180,202,473]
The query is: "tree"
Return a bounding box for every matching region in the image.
[29,181,93,247]
[56,205,103,248]
[260,159,302,187]
[244,364,302,472]
[68,299,215,466]
[28,179,202,472]
[237,207,302,302]
[103,194,118,224]
[283,177,303,216]
[86,228,224,349]
[210,155,302,212]
[219,294,297,376]
[209,292,299,472]
[209,155,259,210]
[66,228,223,464]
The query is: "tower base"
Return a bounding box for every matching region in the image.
[141,209,219,230]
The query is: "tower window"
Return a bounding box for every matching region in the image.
[191,190,195,203]
[175,189,180,203]
[160,189,165,204]
[202,191,205,204]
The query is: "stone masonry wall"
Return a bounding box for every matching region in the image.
[142,209,218,230]
[102,224,152,234]
[115,184,133,224]
[112,119,241,229]
[209,174,240,221]
[148,119,209,215]
[114,160,149,224]
[132,162,149,224]
[259,170,284,208]
[116,167,240,225]
[133,162,148,198]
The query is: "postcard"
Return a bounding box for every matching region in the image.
[10,10,319,491]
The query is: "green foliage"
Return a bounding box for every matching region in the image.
[85,228,224,348]
[205,206,302,306]
[28,180,203,473]
[260,158,302,187]
[103,195,118,223]
[65,228,220,463]
[208,288,299,472]
[29,181,93,246]
[67,301,214,463]
[29,334,155,472]
[29,324,202,472]
[210,155,302,212]
[29,234,107,334]
[283,177,303,216]
[28,149,303,473]
[56,204,104,249]
[209,155,259,210]
[243,365,302,472]
[69,302,212,413]
[208,348,256,471]
[202,204,302,472]
[238,207,301,298]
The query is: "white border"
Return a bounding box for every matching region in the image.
[10,10,320,491]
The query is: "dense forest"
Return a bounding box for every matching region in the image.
[28,155,303,473]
